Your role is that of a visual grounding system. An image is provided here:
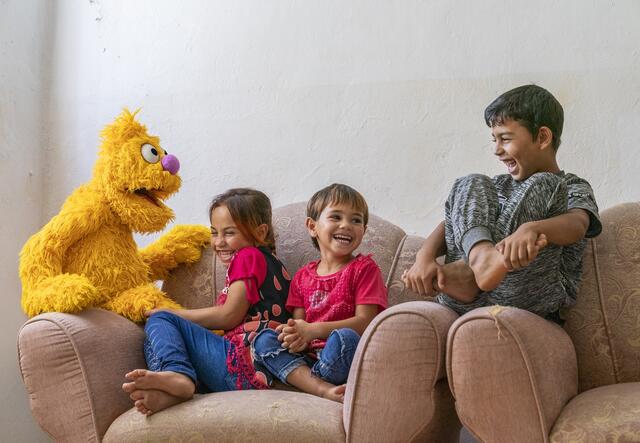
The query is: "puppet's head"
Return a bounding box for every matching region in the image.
[93,109,181,233]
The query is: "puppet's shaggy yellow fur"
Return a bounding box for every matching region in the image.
[19,110,210,322]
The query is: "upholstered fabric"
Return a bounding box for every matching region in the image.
[163,247,215,309]
[18,309,146,443]
[447,306,577,443]
[550,383,640,442]
[564,202,640,392]
[344,301,459,443]
[104,390,344,443]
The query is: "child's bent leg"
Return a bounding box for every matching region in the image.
[252,329,308,384]
[311,328,360,385]
[444,174,506,292]
[135,311,234,394]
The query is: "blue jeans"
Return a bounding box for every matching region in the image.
[252,327,360,385]
[144,311,238,393]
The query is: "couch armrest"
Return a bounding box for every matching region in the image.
[343,301,460,443]
[18,308,145,443]
[447,306,578,443]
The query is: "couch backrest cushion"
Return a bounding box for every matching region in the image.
[163,202,431,309]
[565,202,640,391]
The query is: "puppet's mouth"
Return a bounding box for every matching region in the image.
[134,188,162,207]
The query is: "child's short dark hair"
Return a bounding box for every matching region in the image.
[484,84,564,150]
[209,188,276,252]
[306,183,369,250]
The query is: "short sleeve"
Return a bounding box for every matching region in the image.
[285,271,305,312]
[353,257,388,312]
[227,247,267,305]
[564,174,602,238]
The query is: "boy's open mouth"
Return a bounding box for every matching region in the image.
[333,234,352,245]
[503,160,518,174]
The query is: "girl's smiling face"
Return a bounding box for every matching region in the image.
[210,205,254,264]
[307,203,366,262]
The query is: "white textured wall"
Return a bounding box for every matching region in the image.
[1,1,52,441]
[43,0,640,236]
[3,0,640,439]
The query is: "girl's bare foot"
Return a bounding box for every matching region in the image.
[437,260,480,303]
[468,241,508,292]
[322,384,346,403]
[122,369,195,399]
[129,389,186,416]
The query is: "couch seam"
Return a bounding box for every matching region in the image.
[386,234,408,288]
[499,317,551,441]
[19,315,100,442]
[345,307,440,443]
[591,237,620,384]
[449,315,549,442]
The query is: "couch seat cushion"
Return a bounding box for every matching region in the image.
[104,389,344,443]
[550,382,640,442]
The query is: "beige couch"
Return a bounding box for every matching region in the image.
[18,203,462,443]
[447,202,640,442]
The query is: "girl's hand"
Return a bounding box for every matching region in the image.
[279,318,314,352]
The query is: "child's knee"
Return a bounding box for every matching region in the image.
[330,328,360,349]
[144,310,178,331]
[455,173,493,188]
[252,328,282,358]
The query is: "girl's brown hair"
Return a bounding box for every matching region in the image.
[208,188,276,252]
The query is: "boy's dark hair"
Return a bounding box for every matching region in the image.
[484,84,564,150]
[209,188,276,253]
[307,183,369,250]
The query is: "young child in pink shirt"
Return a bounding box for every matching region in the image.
[252,183,388,402]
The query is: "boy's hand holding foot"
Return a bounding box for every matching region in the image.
[496,223,548,270]
[402,258,443,297]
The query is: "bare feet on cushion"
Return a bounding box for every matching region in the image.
[129,389,186,416]
[468,241,508,292]
[123,369,195,399]
[437,260,480,303]
[323,384,346,403]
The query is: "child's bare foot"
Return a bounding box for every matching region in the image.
[437,260,480,303]
[123,369,195,399]
[129,389,186,416]
[322,384,346,403]
[468,241,508,292]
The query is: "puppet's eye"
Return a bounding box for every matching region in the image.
[141,143,160,164]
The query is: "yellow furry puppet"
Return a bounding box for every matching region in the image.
[19,109,210,323]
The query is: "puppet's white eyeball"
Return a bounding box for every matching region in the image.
[141,143,160,164]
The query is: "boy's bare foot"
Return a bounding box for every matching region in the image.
[437,260,480,303]
[123,369,195,399]
[468,241,508,292]
[129,389,186,416]
[322,384,346,403]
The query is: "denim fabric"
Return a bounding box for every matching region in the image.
[144,311,238,393]
[252,327,360,385]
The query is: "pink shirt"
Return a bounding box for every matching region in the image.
[286,254,388,350]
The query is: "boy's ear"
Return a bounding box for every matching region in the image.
[305,217,317,238]
[537,126,553,150]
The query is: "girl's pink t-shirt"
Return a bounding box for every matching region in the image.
[286,254,388,350]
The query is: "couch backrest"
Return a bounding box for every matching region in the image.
[163,202,431,310]
[564,202,640,392]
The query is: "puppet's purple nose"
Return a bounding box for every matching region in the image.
[161,154,180,175]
